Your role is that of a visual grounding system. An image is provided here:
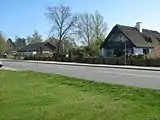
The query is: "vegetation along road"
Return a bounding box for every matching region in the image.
[2,60,160,89]
[0,70,160,120]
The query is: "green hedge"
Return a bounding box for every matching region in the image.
[21,54,160,67]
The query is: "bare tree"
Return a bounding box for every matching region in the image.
[77,13,94,47]
[45,4,78,55]
[77,11,107,56]
[15,36,26,51]
[26,30,43,44]
[92,11,108,55]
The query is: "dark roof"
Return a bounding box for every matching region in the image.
[19,42,56,52]
[101,24,160,48]
[46,37,64,51]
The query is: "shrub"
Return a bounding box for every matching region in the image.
[147,47,160,60]
[127,54,146,60]
[7,55,15,59]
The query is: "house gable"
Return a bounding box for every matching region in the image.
[108,34,129,42]
[101,25,135,49]
[39,43,56,52]
[101,24,157,50]
[101,24,160,57]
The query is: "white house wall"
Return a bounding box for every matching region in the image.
[19,51,36,55]
[149,49,152,53]
[102,47,155,57]
[19,51,53,56]
[133,48,143,55]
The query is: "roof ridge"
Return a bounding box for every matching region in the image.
[143,28,160,33]
[117,24,160,34]
[27,42,44,45]
[116,24,137,29]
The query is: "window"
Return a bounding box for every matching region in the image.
[143,49,149,54]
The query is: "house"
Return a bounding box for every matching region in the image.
[18,42,56,55]
[46,37,64,52]
[100,22,160,57]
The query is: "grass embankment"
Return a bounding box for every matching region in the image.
[0,70,160,120]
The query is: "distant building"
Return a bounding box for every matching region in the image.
[46,37,63,52]
[18,42,56,55]
[101,22,160,57]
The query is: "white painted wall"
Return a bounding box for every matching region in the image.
[133,48,154,55]
[33,52,37,55]
[19,51,52,55]
[149,49,153,53]
[102,47,153,57]
[43,51,50,53]
[19,51,36,56]
[133,48,143,55]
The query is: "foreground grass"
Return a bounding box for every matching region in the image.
[0,71,160,120]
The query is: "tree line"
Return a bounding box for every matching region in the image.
[0,31,43,55]
[0,4,108,57]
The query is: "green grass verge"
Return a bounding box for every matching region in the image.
[0,70,160,120]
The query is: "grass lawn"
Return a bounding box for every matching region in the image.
[0,70,160,120]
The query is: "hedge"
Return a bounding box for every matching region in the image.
[18,54,160,67]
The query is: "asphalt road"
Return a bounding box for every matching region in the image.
[2,61,160,89]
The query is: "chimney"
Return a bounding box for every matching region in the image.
[135,22,142,32]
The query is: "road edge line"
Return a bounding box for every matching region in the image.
[2,59,160,71]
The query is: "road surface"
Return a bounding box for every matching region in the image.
[2,61,160,89]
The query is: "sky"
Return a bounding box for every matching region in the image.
[1,0,160,41]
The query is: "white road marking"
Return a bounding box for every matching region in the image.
[96,70,160,79]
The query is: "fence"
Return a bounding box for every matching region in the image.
[22,55,160,67]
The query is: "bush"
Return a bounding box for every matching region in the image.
[13,55,25,60]
[6,55,15,59]
[147,47,160,60]
[127,54,147,60]
[20,52,160,67]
